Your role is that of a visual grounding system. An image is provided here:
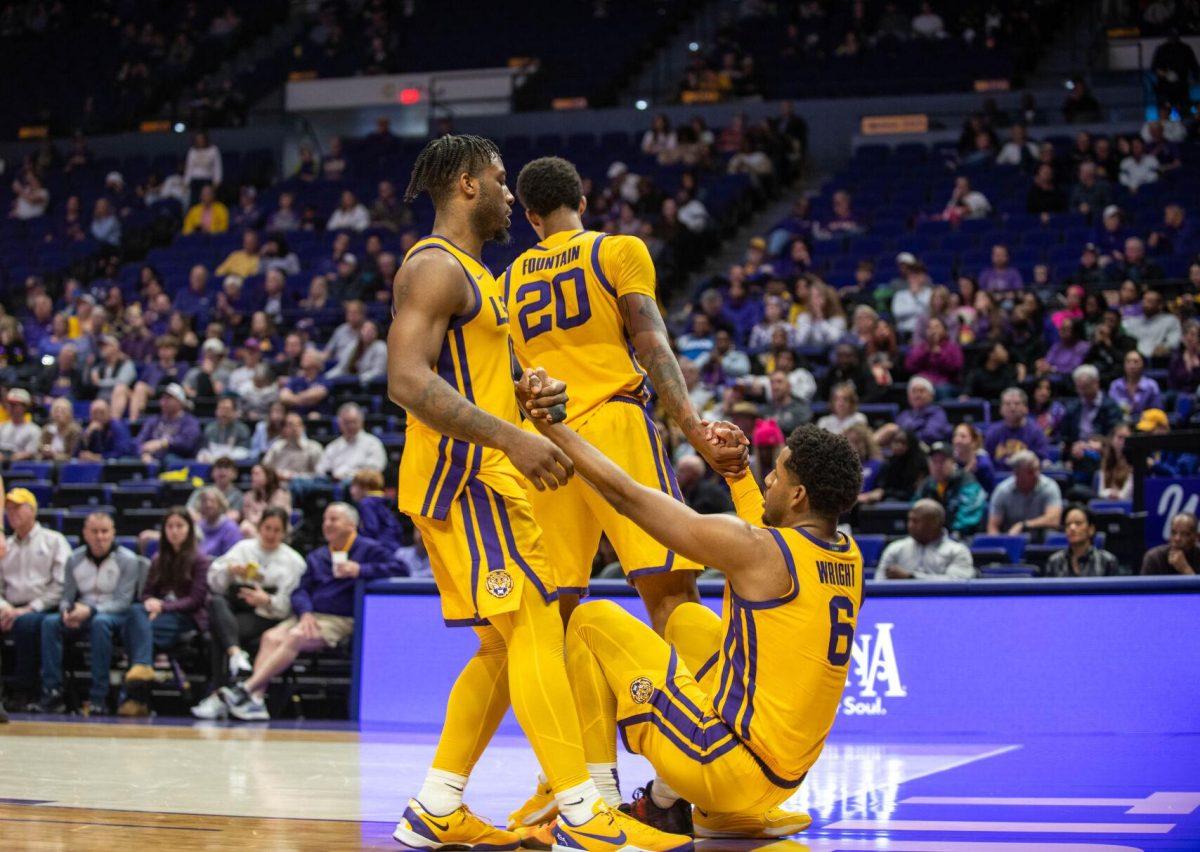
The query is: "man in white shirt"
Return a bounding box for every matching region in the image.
[317,403,387,482]
[1119,137,1160,193]
[995,125,1038,167]
[0,388,43,461]
[1124,289,1182,358]
[263,413,324,482]
[0,488,71,708]
[875,500,976,580]
[322,300,367,365]
[327,190,370,232]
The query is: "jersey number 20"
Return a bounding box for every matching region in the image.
[826,595,856,666]
[517,269,592,342]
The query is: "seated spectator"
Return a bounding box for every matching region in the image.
[1027,163,1066,216]
[326,320,387,385]
[817,382,867,435]
[90,198,121,246]
[89,335,137,419]
[912,3,946,38]
[818,343,882,403]
[215,230,262,278]
[916,442,987,536]
[1097,425,1134,502]
[675,455,734,514]
[979,244,1023,294]
[882,377,950,445]
[327,300,372,361]
[349,470,406,552]
[130,335,184,421]
[280,349,331,417]
[1068,162,1112,219]
[905,317,963,389]
[40,343,86,402]
[875,500,976,581]
[757,371,812,436]
[1168,319,1200,391]
[964,341,1019,400]
[10,173,49,220]
[327,190,369,232]
[262,413,323,483]
[1029,378,1065,438]
[35,513,146,715]
[794,281,846,346]
[996,124,1037,169]
[985,387,1050,467]
[1146,203,1189,256]
[182,184,229,235]
[241,365,281,425]
[844,423,883,495]
[939,176,992,224]
[0,389,42,462]
[1141,513,1199,575]
[122,510,211,716]
[987,451,1063,535]
[137,384,201,462]
[860,429,926,504]
[185,457,244,522]
[1115,238,1165,287]
[252,400,289,458]
[322,136,347,181]
[1040,317,1090,378]
[890,262,932,336]
[1124,289,1180,358]
[706,329,750,382]
[317,403,387,482]
[1118,137,1160,193]
[267,191,300,231]
[240,463,292,538]
[192,507,306,718]
[1062,78,1102,123]
[38,397,81,460]
[194,487,242,560]
[77,399,135,460]
[1137,408,1198,477]
[231,185,263,232]
[816,190,863,239]
[219,503,402,721]
[0,488,70,710]
[1060,364,1123,451]
[912,285,961,344]
[369,180,410,231]
[1045,506,1122,577]
[952,422,996,493]
[198,395,252,463]
[1108,349,1162,419]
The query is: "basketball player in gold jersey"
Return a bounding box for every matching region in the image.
[503,156,747,831]
[526,407,864,840]
[387,134,692,852]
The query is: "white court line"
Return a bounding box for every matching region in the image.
[824,819,1175,834]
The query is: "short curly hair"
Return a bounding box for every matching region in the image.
[783,424,862,518]
[516,157,583,218]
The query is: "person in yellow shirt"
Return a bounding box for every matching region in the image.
[182,185,229,235]
[215,229,262,277]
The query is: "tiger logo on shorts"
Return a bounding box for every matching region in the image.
[485,570,514,598]
[629,676,654,704]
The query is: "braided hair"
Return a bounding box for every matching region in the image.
[404,134,500,206]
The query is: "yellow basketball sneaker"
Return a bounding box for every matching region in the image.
[393,798,521,850]
[692,805,812,838]
[506,778,558,830]
[548,800,693,851]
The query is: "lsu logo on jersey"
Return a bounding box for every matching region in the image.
[841,622,907,716]
[629,676,654,704]
[485,569,514,598]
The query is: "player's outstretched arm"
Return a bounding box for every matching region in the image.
[387,252,572,490]
[532,414,774,578]
[618,291,745,477]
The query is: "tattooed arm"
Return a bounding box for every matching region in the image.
[619,292,747,477]
[387,250,572,490]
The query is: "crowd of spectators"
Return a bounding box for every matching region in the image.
[658,113,1200,581]
[680,0,1072,101]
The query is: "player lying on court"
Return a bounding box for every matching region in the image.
[522,394,864,841]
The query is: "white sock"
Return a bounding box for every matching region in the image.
[418,769,468,816]
[556,779,603,825]
[650,777,681,809]
[587,762,621,807]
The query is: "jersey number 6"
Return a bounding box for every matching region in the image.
[826,595,856,666]
[516,268,592,342]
